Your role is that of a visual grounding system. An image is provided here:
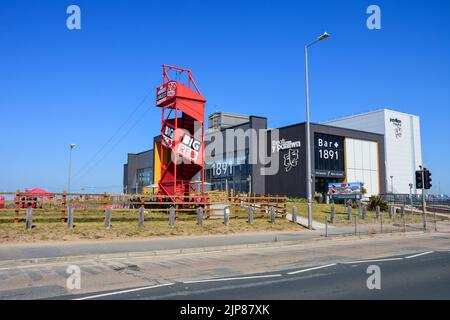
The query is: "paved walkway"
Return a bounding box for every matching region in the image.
[1,221,448,262]
[0,231,320,261]
[285,213,332,229]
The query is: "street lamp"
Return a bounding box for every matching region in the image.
[305,32,330,229]
[67,144,76,193]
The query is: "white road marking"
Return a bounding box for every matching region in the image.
[287,263,337,275]
[342,257,403,264]
[72,283,174,300]
[183,274,282,284]
[405,251,434,259]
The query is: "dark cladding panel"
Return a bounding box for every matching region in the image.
[265,124,306,198]
[314,133,345,178]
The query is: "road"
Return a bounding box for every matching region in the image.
[69,250,450,300]
[1,231,449,299]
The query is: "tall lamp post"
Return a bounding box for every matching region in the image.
[67,144,76,193]
[305,32,330,229]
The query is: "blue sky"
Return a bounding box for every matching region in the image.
[1,0,449,194]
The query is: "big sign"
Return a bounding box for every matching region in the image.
[314,133,345,178]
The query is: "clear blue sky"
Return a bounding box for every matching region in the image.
[1,0,449,194]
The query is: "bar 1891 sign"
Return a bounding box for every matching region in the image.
[314,133,345,178]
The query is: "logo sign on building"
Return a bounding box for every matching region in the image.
[272,139,301,153]
[178,133,202,163]
[272,138,301,173]
[156,81,177,105]
[390,118,402,139]
[314,133,345,178]
[162,124,175,148]
[283,149,299,172]
[328,182,362,199]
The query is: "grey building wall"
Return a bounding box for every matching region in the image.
[123,149,154,194]
[204,115,268,194]
[208,112,250,130]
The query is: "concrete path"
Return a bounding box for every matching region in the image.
[0,231,319,262]
[285,213,332,230]
[1,221,448,263]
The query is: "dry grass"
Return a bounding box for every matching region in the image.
[0,217,305,244]
[287,202,440,225]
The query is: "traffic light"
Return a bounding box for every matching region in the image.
[424,169,432,189]
[415,170,423,189]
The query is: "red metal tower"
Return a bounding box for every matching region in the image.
[155,65,206,201]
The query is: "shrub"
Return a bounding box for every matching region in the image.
[367,196,388,211]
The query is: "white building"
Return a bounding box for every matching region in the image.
[324,109,422,195]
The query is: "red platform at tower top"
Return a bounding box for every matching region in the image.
[155,65,206,201]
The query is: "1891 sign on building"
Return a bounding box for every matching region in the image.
[314,133,345,178]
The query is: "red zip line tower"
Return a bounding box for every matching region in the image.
[155,65,206,202]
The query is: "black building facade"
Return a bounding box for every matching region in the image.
[265,123,386,198]
[123,113,387,198]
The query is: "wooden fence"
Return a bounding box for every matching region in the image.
[0,190,287,223]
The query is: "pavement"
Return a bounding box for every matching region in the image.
[1,220,448,265]
[286,213,331,229]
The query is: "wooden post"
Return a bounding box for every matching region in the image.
[291,206,297,223]
[247,205,254,225]
[197,206,203,226]
[269,206,275,224]
[330,203,335,224]
[61,192,67,223]
[67,204,74,230]
[14,189,20,223]
[105,207,111,230]
[224,206,230,226]
[26,206,33,230]
[169,206,175,226]
[139,206,145,228]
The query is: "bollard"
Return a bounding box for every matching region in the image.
[330,203,335,224]
[247,206,254,225]
[224,206,230,226]
[358,203,362,218]
[380,212,384,233]
[434,212,437,232]
[139,206,145,228]
[401,205,405,218]
[105,207,111,230]
[354,216,357,235]
[269,206,276,224]
[388,205,393,219]
[362,205,367,220]
[403,212,406,232]
[423,211,427,232]
[376,206,380,220]
[291,206,297,223]
[67,204,74,230]
[26,206,33,230]
[197,206,204,226]
[325,216,328,237]
[347,205,352,221]
[169,206,175,226]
